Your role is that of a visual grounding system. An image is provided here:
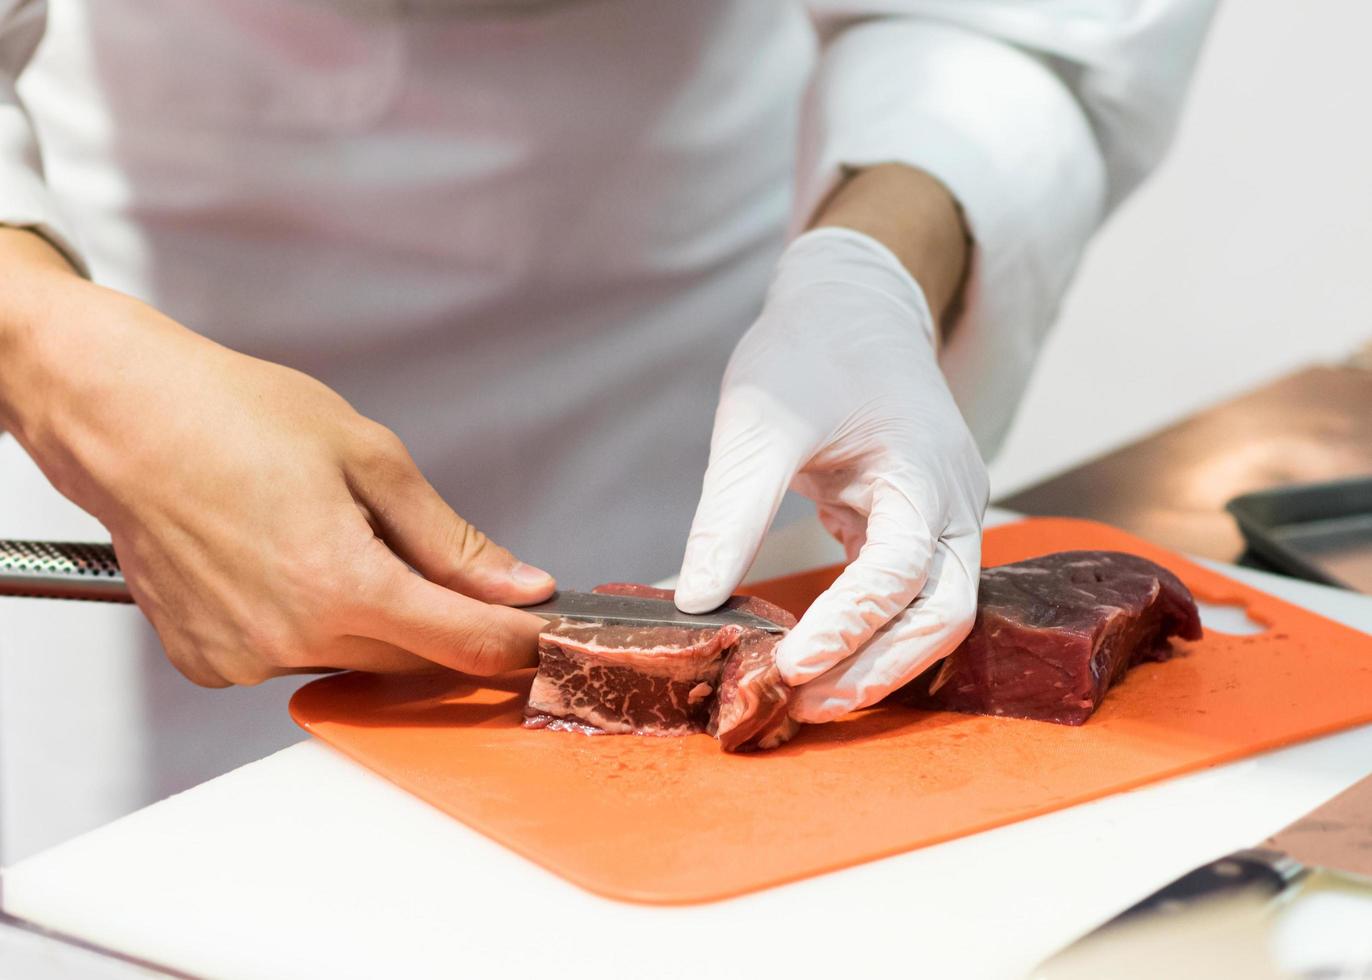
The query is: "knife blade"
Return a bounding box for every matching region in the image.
[1034,772,1372,978]
[520,590,787,633]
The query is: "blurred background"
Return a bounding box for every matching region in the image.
[988,0,1372,497]
[3,0,1371,864]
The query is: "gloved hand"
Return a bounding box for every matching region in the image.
[675,227,989,723]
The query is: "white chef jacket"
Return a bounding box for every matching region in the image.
[0,0,1215,860]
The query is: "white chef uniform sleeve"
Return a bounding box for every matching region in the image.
[1,0,85,274]
[796,1,1217,458]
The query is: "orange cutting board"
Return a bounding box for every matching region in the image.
[290,518,1372,904]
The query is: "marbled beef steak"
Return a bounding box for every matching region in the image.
[524,584,798,751]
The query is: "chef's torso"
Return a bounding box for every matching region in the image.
[21,0,815,585]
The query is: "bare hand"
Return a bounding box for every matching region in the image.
[0,235,554,686]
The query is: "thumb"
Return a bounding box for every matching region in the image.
[675,400,800,614]
[351,440,555,606]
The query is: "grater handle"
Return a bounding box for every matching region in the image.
[0,540,133,603]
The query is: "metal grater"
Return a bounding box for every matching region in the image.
[0,540,133,602]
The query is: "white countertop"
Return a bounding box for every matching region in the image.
[5,512,1372,980]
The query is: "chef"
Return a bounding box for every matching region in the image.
[0,0,1214,847]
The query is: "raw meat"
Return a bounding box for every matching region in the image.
[524,583,798,751]
[523,621,737,737]
[896,550,1202,724]
[709,631,798,752]
[525,549,1201,746]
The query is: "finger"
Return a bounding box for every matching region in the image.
[133,586,235,688]
[675,396,803,613]
[348,427,555,606]
[303,635,434,674]
[775,480,935,686]
[352,562,546,675]
[788,533,980,723]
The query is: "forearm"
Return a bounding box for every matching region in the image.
[0,226,83,436]
[810,163,970,331]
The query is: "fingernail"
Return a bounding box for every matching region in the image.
[511,562,554,588]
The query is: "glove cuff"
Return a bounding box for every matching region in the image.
[772,227,937,346]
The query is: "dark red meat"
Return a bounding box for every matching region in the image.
[897,550,1202,724]
[523,584,799,751]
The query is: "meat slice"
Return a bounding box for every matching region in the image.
[523,583,799,750]
[523,620,738,736]
[709,628,798,752]
[896,550,1202,725]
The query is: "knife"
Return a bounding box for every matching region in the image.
[1034,773,1372,978]
[520,590,786,633]
[0,539,785,633]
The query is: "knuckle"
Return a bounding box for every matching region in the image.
[279,547,332,600]
[458,626,512,676]
[240,623,279,663]
[841,595,891,638]
[271,643,314,672]
[451,519,493,566]
[220,660,276,687]
[361,419,405,454]
[459,637,500,676]
[151,622,222,689]
[166,646,231,689]
[241,620,303,670]
[354,421,414,474]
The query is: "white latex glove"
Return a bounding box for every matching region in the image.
[676,227,989,723]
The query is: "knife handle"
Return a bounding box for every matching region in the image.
[1111,848,1302,925]
[0,540,133,603]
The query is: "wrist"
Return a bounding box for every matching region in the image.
[809,163,970,331]
[0,229,81,432]
[0,229,141,454]
[774,226,938,348]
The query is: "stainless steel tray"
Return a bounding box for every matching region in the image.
[1227,475,1372,593]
